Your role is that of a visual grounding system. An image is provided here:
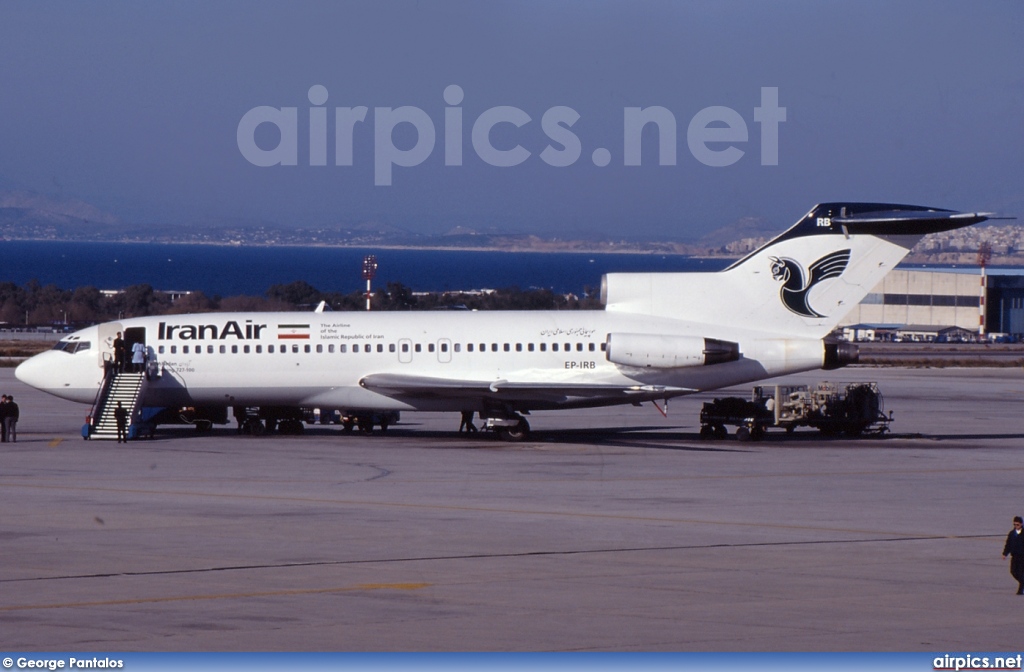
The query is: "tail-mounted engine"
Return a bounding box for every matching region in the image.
[605,333,740,369]
[823,341,859,370]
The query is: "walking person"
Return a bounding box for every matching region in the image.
[114,402,129,444]
[1002,515,1024,595]
[459,410,477,433]
[0,395,8,442]
[3,395,18,443]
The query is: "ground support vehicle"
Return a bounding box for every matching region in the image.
[700,382,892,441]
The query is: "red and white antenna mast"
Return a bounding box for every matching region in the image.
[977,242,991,338]
[362,254,378,311]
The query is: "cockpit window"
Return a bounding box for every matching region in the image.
[51,340,91,353]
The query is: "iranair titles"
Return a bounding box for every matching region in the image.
[158,320,267,341]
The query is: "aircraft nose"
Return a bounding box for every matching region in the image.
[15,352,54,390]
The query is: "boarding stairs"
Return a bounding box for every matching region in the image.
[85,370,148,440]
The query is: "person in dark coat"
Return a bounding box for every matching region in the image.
[3,395,18,443]
[459,410,477,433]
[1002,515,1024,595]
[113,332,126,373]
[0,395,9,442]
[114,402,129,444]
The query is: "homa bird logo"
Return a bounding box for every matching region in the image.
[769,249,851,317]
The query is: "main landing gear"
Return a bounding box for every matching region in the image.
[483,413,531,442]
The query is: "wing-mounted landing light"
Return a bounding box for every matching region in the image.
[605,333,740,369]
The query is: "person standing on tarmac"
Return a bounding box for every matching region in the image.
[114,402,129,444]
[459,410,477,433]
[0,395,9,442]
[1002,515,1024,595]
[3,395,18,443]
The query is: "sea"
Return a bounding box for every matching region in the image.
[0,240,729,297]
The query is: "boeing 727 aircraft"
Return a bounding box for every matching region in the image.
[15,203,992,440]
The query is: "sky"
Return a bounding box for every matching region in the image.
[0,1,1021,241]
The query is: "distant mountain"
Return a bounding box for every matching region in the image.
[0,190,121,227]
[697,216,775,248]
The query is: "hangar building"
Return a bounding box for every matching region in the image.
[839,268,1024,338]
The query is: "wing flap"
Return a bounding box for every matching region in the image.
[359,372,692,404]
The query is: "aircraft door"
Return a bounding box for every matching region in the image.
[398,338,413,363]
[97,321,123,370]
[124,327,147,371]
[437,338,452,363]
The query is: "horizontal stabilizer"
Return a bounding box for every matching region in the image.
[603,202,993,338]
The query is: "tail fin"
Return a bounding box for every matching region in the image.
[602,203,992,338]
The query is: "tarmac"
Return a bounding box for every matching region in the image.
[1,365,1022,651]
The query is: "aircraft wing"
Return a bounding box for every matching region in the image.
[359,373,693,404]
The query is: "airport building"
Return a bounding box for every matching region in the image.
[839,268,1024,340]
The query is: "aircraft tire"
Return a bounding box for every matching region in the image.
[736,426,751,442]
[498,417,530,442]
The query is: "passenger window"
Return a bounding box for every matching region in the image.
[219,345,226,354]
[454,343,461,352]
[256,345,262,353]
[479,343,486,352]
[503,343,510,352]
[576,343,583,352]
[491,344,498,352]
[389,344,396,353]
[515,343,522,352]
[292,344,299,354]
[401,343,409,353]
[467,343,474,352]
[183,345,190,354]
[171,345,177,354]
[340,344,347,353]
[158,345,165,354]
[316,344,323,353]
[414,344,421,353]
[232,345,238,354]
[600,342,607,351]
[207,345,214,354]
[588,343,595,352]
[377,344,383,353]
[528,343,534,352]
[269,344,275,353]
[552,343,559,352]
[428,343,435,353]
[328,344,334,353]
[440,343,448,353]
[244,345,251,354]
[304,344,311,353]
[540,343,547,352]
[564,343,570,351]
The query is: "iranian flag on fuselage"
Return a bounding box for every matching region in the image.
[277,324,310,340]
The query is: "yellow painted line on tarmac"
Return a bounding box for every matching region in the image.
[48,438,63,448]
[0,582,431,612]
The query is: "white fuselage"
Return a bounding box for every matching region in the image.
[16,309,827,413]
